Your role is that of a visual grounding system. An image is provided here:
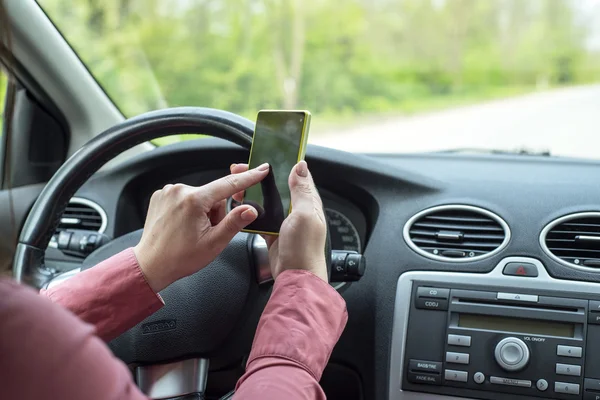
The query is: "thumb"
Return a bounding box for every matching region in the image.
[289,160,320,214]
[208,205,258,246]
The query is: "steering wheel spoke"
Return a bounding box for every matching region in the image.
[136,358,209,399]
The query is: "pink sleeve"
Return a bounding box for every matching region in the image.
[40,248,164,342]
[0,279,149,400]
[234,270,348,399]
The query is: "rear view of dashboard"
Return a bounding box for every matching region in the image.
[48,138,600,400]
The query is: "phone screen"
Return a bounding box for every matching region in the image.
[242,111,309,234]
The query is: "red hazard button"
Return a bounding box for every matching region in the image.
[503,262,538,277]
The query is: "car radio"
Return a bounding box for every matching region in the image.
[388,257,600,400]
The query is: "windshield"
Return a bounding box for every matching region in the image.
[38,0,600,158]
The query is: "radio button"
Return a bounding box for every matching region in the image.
[490,376,532,388]
[444,369,468,383]
[503,262,538,277]
[589,312,600,325]
[584,379,600,400]
[409,360,442,374]
[590,300,600,312]
[448,334,471,347]
[555,382,580,395]
[556,363,582,377]
[417,287,449,299]
[416,297,448,311]
[536,379,549,391]
[557,345,583,358]
[473,372,485,384]
[584,378,600,392]
[408,372,441,385]
[446,352,469,365]
[494,337,529,372]
[584,392,600,400]
[497,292,539,302]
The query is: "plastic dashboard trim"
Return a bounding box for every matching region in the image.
[388,256,600,400]
[403,204,511,263]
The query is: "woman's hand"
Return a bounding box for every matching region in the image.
[134,164,270,292]
[231,161,328,282]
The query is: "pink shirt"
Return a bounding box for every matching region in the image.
[0,248,348,399]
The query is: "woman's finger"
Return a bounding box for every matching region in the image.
[207,205,259,249]
[198,164,269,205]
[230,163,250,202]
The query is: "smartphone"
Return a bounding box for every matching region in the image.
[241,110,311,235]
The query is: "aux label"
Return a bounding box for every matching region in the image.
[524,336,546,342]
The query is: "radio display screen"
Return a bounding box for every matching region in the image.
[458,314,575,338]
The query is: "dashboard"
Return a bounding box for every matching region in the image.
[44,137,600,400]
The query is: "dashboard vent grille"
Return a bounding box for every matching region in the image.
[57,198,107,233]
[404,205,510,262]
[541,213,600,269]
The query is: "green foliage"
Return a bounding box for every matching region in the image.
[36,0,600,143]
[0,69,6,131]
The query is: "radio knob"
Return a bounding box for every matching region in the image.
[494,337,530,372]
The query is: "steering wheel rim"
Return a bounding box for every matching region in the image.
[14,107,255,288]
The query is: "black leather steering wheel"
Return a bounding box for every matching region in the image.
[13,107,331,367]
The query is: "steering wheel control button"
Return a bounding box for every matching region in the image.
[345,253,366,279]
[330,251,366,282]
[557,345,583,358]
[503,262,539,277]
[408,372,441,386]
[555,382,580,395]
[556,363,581,376]
[445,352,469,365]
[409,360,441,374]
[331,252,348,275]
[494,337,529,371]
[490,376,532,388]
[497,292,539,303]
[447,334,471,347]
[417,287,450,299]
[536,379,549,391]
[444,369,468,383]
[473,372,485,384]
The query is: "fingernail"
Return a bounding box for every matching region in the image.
[296,160,308,177]
[257,163,269,171]
[241,207,258,221]
[230,163,237,171]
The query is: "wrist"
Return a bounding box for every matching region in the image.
[133,245,170,293]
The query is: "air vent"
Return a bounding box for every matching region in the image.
[404,205,510,262]
[56,198,107,233]
[541,212,600,270]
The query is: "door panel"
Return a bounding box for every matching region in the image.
[0,72,68,275]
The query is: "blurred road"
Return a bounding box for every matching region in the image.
[311,84,600,159]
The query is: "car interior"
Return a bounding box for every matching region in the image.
[3,1,600,400]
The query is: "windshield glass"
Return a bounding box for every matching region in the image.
[38,0,600,158]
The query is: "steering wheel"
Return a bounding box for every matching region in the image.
[13,107,331,398]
